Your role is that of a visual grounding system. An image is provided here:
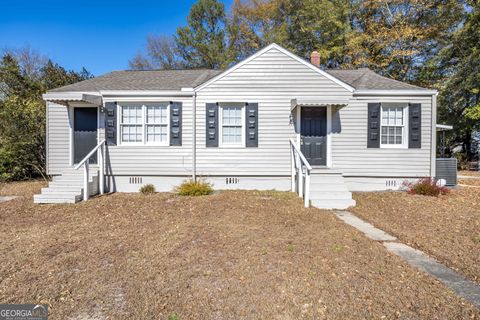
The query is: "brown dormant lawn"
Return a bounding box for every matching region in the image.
[352,183,480,287]
[0,182,478,319]
[459,170,480,177]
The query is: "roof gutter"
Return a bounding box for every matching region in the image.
[99,90,194,97]
[353,89,438,96]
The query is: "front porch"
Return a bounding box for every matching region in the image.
[290,98,348,168]
[35,93,106,203]
[289,138,355,210]
[289,99,355,209]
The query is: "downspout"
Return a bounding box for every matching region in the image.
[431,92,438,178]
[192,92,197,181]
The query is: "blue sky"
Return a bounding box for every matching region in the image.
[0,0,233,75]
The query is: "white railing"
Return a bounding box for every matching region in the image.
[289,138,312,207]
[74,139,106,201]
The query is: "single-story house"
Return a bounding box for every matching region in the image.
[35,43,438,209]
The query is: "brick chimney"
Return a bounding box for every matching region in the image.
[310,51,320,67]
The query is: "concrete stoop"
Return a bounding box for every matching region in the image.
[34,167,99,204]
[309,169,356,209]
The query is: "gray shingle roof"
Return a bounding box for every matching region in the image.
[49,66,424,93]
[325,68,424,90]
[49,69,223,92]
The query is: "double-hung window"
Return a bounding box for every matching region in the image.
[120,105,143,143]
[119,103,169,145]
[146,105,168,143]
[380,104,407,148]
[220,105,244,146]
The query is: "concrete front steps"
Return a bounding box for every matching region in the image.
[309,169,356,209]
[34,166,99,204]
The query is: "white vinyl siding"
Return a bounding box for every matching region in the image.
[97,97,192,176]
[220,105,244,146]
[380,105,407,148]
[195,46,352,175]
[196,46,433,178]
[119,103,169,145]
[331,95,433,177]
[46,45,435,182]
[46,102,71,175]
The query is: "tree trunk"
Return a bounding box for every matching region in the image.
[463,131,473,161]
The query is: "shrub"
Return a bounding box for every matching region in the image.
[402,178,449,196]
[175,179,213,196]
[139,184,156,194]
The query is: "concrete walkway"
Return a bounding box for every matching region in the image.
[334,211,480,308]
[335,211,397,241]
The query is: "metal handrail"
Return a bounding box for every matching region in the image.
[74,139,106,201]
[289,138,312,171]
[74,139,106,170]
[289,138,312,207]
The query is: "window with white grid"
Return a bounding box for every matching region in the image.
[220,106,243,145]
[381,105,407,147]
[146,104,168,143]
[119,103,169,145]
[121,105,143,143]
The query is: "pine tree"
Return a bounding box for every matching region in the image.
[175,0,235,69]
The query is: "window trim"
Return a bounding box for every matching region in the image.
[218,103,246,148]
[117,102,170,146]
[380,103,409,149]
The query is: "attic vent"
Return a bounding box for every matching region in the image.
[129,177,143,184]
[225,177,239,185]
[385,180,397,188]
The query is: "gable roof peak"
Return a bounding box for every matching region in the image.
[195,43,355,92]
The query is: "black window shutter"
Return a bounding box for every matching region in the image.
[409,103,421,148]
[367,103,381,148]
[206,103,218,147]
[245,103,258,147]
[104,102,117,146]
[170,102,182,146]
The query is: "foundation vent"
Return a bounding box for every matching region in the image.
[385,180,397,188]
[225,177,240,185]
[129,177,143,184]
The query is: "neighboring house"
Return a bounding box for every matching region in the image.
[35,44,438,209]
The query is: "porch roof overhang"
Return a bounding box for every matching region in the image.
[42,92,103,106]
[436,124,453,132]
[290,98,348,111]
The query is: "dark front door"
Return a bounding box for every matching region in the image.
[74,107,98,164]
[300,107,327,166]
